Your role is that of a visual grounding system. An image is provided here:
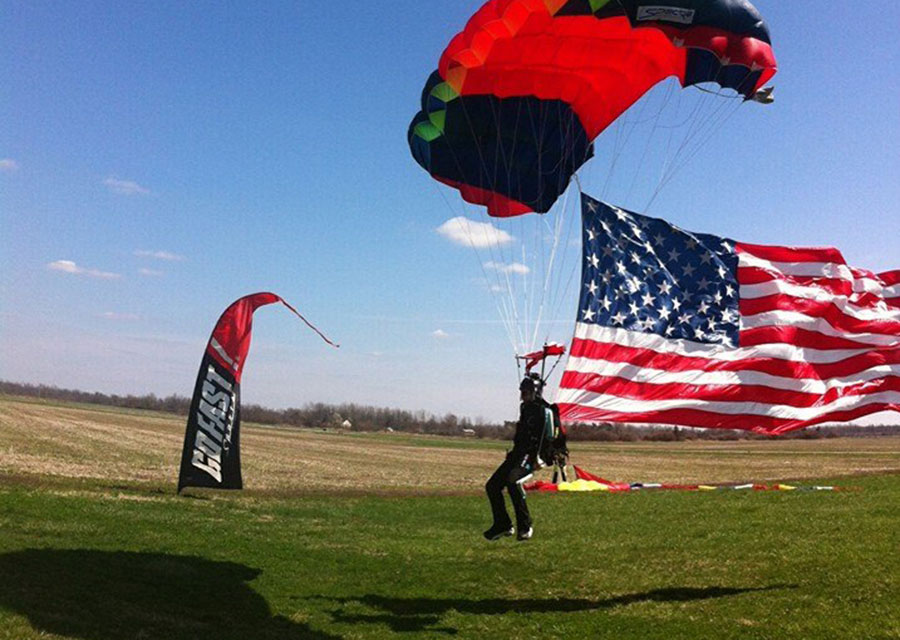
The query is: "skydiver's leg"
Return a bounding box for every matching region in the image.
[505,454,534,532]
[485,457,514,530]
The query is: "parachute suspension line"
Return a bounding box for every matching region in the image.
[444,96,527,352]
[654,97,742,199]
[425,95,521,352]
[547,186,583,346]
[529,184,570,351]
[601,98,649,202]
[431,183,519,354]
[624,80,677,205]
[646,67,755,211]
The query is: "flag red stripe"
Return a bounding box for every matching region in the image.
[738,267,852,293]
[560,371,900,408]
[737,243,844,264]
[739,326,880,350]
[740,295,900,336]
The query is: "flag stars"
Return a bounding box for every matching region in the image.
[580,198,740,348]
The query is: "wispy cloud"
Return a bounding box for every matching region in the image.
[0,159,19,172]
[436,217,513,249]
[47,260,122,280]
[134,249,185,262]
[484,260,530,275]
[431,329,450,339]
[104,176,150,196]
[99,311,139,321]
[138,268,164,277]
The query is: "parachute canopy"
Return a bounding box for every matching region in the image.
[409,0,777,217]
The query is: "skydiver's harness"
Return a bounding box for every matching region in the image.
[515,343,570,482]
[537,400,569,483]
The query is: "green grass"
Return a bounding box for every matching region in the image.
[1,474,897,639]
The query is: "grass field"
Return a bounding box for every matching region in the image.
[1,395,898,639]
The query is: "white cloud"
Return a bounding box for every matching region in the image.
[104,176,150,196]
[47,260,121,280]
[134,250,185,262]
[0,159,19,172]
[138,268,164,277]
[484,261,531,275]
[436,216,513,249]
[431,329,450,339]
[99,312,139,321]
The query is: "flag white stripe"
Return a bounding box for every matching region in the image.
[572,323,876,364]
[740,310,898,346]
[739,280,900,321]
[563,356,900,394]
[739,253,891,297]
[555,389,900,421]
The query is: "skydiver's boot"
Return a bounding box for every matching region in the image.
[483,524,514,541]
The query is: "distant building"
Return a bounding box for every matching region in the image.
[462,428,476,437]
[341,419,352,430]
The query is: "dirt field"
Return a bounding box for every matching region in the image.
[1,395,897,492]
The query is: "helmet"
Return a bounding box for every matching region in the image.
[519,377,536,392]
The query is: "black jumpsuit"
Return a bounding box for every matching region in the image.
[485,398,546,531]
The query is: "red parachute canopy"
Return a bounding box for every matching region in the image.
[410,0,777,216]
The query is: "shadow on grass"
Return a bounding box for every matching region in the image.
[307,585,795,634]
[0,549,338,640]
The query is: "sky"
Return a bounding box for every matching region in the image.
[2,1,898,423]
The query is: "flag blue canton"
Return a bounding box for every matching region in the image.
[580,194,740,347]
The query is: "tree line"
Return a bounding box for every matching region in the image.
[2,380,898,440]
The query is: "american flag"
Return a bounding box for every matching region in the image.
[557,194,899,434]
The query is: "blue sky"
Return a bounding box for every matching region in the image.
[2,1,898,422]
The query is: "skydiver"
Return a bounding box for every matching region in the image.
[483,376,546,542]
